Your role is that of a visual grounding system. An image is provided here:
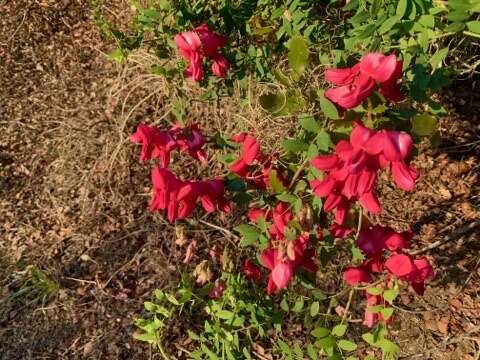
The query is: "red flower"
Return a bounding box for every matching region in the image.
[197,179,232,214]
[229,134,261,176]
[175,24,229,81]
[329,224,353,239]
[131,123,209,165]
[260,249,293,294]
[174,31,203,81]
[150,167,197,222]
[325,53,404,109]
[310,121,418,223]
[343,266,372,285]
[149,167,230,222]
[385,254,434,295]
[170,124,207,162]
[259,232,317,295]
[243,259,262,281]
[269,202,293,240]
[247,207,266,222]
[357,225,387,257]
[385,253,415,277]
[364,293,382,328]
[130,123,176,166]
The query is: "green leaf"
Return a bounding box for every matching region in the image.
[429,48,449,70]
[331,324,347,337]
[378,16,400,34]
[107,48,125,63]
[312,289,326,300]
[243,348,252,360]
[367,305,383,313]
[281,298,290,312]
[316,130,333,151]
[396,0,408,18]
[260,92,286,114]
[307,343,318,360]
[293,343,303,359]
[269,169,286,193]
[366,287,383,296]
[310,301,320,317]
[216,310,235,320]
[292,297,304,313]
[278,340,293,358]
[201,343,220,360]
[299,116,321,133]
[277,193,297,203]
[165,293,180,306]
[380,307,394,320]
[419,14,435,28]
[383,288,399,303]
[362,333,376,346]
[337,340,357,352]
[234,224,260,246]
[188,330,201,341]
[316,335,336,349]
[467,20,480,33]
[351,245,365,261]
[311,327,330,338]
[144,301,157,312]
[357,24,377,39]
[282,90,306,115]
[282,139,309,153]
[377,337,400,355]
[288,36,309,75]
[412,114,438,136]
[317,90,339,119]
[134,331,157,343]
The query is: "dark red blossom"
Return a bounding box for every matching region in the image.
[208,279,227,299]
[243,259,262,281]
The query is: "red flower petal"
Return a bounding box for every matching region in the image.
[385,254,414,277]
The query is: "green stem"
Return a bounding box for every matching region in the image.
[157,338,171,360]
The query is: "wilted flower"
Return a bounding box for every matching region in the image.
[208,279,227,299]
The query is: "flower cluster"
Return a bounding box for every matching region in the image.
[310,121,419,228]
[245,203,318,294]
[130,122,207,165]
[343,225,434,327]
[325,53,403,109]
[175,24,229,81]
[229,133,286,190]
[131,123,230,222]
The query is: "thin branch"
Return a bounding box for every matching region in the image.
[198,219,240,241]
[409,221,480,256]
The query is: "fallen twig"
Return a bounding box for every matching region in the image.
[410,221,480,256]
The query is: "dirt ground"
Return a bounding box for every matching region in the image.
[0,1,479,359]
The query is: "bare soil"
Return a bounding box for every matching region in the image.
[0,1,479,359]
